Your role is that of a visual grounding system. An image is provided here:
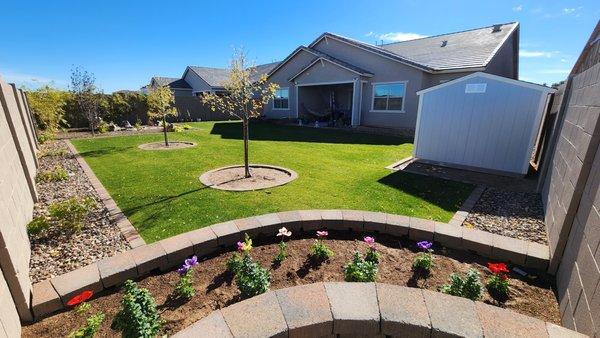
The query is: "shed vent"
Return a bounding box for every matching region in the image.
[441,40,448,47]
[492,24,502,33]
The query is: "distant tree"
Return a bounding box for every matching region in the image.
[201,50,278,178]
[25,85,70,132]
[147,86,177,146]
[70,66,100,135]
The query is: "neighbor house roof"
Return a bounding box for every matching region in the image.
[188,61,281,88]
[150,77,192,89]
[308,22,519,73]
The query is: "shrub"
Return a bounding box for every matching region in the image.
[26,85,70,132]
[39,148,68,157]
[27,216,50,236]
[441,269,482,300]
[310,230,334,262]
[37,166,69,182]
[38,131,56,144]
[48,197,96,232]
[97,120,109,133]
[486,263,510,299]
[174,256,198,300]
[112,280,161,338]
[412,241,434,274]
[344,252,378,282]
[68,312,105,338]
[235,254,270,298]
[226,252,243,274]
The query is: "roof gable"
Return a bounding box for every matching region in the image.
[150,77,192,89]
[289,54,373,81]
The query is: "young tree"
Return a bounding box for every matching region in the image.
[25,85,71,132]
[147,86,177,146]
[70,67,100,136]
[202,50,278,178]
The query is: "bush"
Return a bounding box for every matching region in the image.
[112,280,161,338]
[27,216,50,236]
[38,131,56,144]
[37,166,69,182]
[344,252,378,282]
[365,247,381,264]
[97,120,109,133]
[48,197,96,232]
[226,252,243,274]
[235,254,270,298]
[39,148,68,157]
[68,312,105,338]
[441,269,482,300]
[26,85,70,132]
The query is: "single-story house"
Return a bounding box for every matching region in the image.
[263,22,520,134]
[145,76,193,96]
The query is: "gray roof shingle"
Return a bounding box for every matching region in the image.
[289,47,373,81]
[189,61,280,87]
[151,77,192,89]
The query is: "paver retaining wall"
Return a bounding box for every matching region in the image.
[0,76,39,335]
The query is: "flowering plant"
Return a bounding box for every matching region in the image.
[344,252,378,282]
[175,256,198,300]
[310,230,333,262]
[236,234,253,253]
[363,236,381,264]
[486,262,510,299]
[274,227,292,263]
[412,241,434,274]
[67,290,94,313]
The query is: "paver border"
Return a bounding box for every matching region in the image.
[199,164,298,192]
[172,282,584,338]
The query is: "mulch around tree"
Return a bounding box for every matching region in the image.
[199,165,298,191]
[23,232,560,337]
[138,141,197,150]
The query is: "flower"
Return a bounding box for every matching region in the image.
[184,256,198,268]
[277,227,292,237]
[488,262,509,275]
[364,236,376,247]
[67,290,93,306]
[316,230,328,238]
[236,241,245,252]
[417,241,433,251]
[237,239,252,252]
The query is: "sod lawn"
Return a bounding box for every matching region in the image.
[71,121,473,242]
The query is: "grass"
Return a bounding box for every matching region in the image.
[71,121,473,242]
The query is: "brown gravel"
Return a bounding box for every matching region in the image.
[201,165,297,191]
[29,141,129,283]
[138,141,196,150]
[463,187,548,245]
[23,233,559,337]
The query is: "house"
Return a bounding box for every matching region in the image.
[147,76,193,96]
[263,22,520,134]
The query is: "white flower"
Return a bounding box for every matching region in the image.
[277,227,292,237]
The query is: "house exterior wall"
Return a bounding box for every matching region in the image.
[294,61,358,85]
[415,74,549,175]
[183,70,212,93]
[485,32,518,79]
[422,71,473,89]
[172,88,193,97]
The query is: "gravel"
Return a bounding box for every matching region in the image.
[463,187,548,245]
[29,140,129,283]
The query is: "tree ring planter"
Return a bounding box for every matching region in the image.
[199,164,298,191]
[138,141,197,150]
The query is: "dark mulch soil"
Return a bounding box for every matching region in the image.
[23,232,560,337]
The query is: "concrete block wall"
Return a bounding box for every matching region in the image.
[0,76,39,335]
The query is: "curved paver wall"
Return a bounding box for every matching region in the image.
[173,282,584,338]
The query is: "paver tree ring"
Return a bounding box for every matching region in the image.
[138,141,197,150]
[199,164,298,191]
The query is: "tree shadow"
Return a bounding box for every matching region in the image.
[209,121,411,145]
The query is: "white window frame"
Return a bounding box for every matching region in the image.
[273,87,290,110]
[370,81,408,113]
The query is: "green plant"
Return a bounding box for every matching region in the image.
[344,252,378,282]
[441,269,482,300]
[486,263,510,299]
[38,131,56,144]
[273,241,288,263]
[310,231,334,262]
[68,312,105,338]
[48,197,96,232]
[235,254,270,298]
[134,118,143,130]
[75,302,91,314]
[39,148,68,157]
[37,166,69,182]
[412,252,433,272]
[226,252,243,274]
[172,125,184,132]
[26,85,70,132]
[27,216,50,236]
[112,280,161,338]
[97,120,109,133]
[363,237,381,264]
[175,269,195,300]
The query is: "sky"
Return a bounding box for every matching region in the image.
[0,1,598,93]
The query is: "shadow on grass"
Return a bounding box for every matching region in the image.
[122,187,209,217]
[210,121,411,146]
[77,145,137,158]
[378,171,475,214]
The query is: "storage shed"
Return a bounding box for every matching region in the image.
[414,72,555,176]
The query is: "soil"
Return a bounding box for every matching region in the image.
[464,188,548,245]
[199,165,298,191]
[23,233,560,338]
[138,141,197,150]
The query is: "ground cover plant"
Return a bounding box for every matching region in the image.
[22,233,560,337]
[71,121,473,242]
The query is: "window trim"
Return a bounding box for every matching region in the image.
[272,87,290,110]
[370,81,407,113]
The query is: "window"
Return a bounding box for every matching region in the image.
[273,88,289,109]
[372,82,406,112]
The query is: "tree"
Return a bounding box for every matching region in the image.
[70,66,100,136]
[147,86,177,146]
[201,50,278,178]
[25,85,71,132]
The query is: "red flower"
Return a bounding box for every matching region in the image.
[488,263,509,275]
[67,290,93,306]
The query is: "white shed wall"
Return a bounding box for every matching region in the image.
[414,74,551,175]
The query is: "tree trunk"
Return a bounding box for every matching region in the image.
[163,115,169,146]
[243,116,250,178]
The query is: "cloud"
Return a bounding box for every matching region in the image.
[377,32,427,42]
[365,31,374,37]
[512,5,523,12]
[520,50,558,58]
[539,69,571,75]
[0,69,66,89]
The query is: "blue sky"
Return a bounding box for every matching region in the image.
[1,1,598,93]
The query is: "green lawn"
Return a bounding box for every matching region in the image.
[72,121,473,242]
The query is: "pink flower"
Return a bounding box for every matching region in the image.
[364,236,375,247]
[316,230,328,238]
[236,241,244,252]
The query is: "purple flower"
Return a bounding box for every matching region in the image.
[177,266,190,275]
[417,241,433,251]
[178,255,198,275]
